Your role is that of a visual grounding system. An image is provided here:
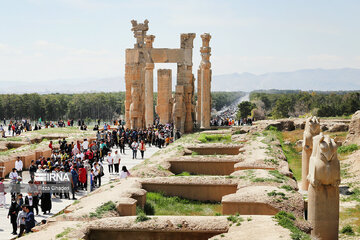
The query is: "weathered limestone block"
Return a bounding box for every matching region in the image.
[345,110,360,145]
[156,69,172,124]
[301,116,320,191]
[307,133,340,240]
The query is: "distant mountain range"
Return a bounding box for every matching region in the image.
[212,68,360,92]
[1,68,359,94]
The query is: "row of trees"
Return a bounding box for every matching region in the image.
[0,91,242,121]
[211,91,246,110]
[248,91,360,118]
[0,93,125,121]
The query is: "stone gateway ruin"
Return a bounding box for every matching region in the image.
[124,19,212,132]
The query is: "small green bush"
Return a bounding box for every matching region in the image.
[281,185,294,191]
[338,144,358,154]
[268,126,279,131]
[56,227,73,239]
[135,212,151,222]
[274,211,310,240]
[191,151,199,156]
[144,202,155,215]
[340,225,355,235]
[89,201,116,218]
[227,214,244,224]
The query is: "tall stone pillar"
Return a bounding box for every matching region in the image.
[157,69,172,124]
[144,63,154,128]
[196,69,201,124]
[307,134,340,240]
[127,19,149,129]
[200,33,212,129]
[179,33,196,133]
[124,64,132,129]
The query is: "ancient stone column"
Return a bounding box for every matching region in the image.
[307,133,340,240]
[301,116,320,191]
[157,69,172,125]
[200,33,212,129]
[124,64,132,129]
[196,69,201,124]
[179,33,196,133]
[144,63,154,128]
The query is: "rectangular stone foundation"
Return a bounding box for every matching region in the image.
[187,146,241,155]
[86,230,226,240]
[141,183,237,202]
[169,161,237,175]
[222,202,279,215]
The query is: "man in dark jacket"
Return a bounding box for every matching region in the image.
[29,160,37,182]
[24,205,35,233]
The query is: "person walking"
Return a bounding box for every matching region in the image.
[70,165,78,200]
[24,205,35,233]
[15,157,23,177]
[29,160,37,182]
[106,152,113,173]
[139,140,146,159]
[119,136,125,154]
[78,164,87,190]
[17,205,26,237]
[8,199,19,235]
[0,177,5,208]
[131,140,138,159]
[113,150,121,173]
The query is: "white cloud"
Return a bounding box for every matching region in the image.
[0,43,23,55]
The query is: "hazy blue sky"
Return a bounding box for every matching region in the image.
[0,0,359,82]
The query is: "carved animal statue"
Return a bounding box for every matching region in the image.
[301,116,320,190]
[307,133,340,240]
[307,133,340,188]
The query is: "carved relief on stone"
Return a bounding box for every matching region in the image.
[172,85,186,132]
[129,82,142,128]
[301,116,320,190]
[131,19,149,48]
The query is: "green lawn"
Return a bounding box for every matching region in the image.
[198,134,232,144]
[144,192,221,216]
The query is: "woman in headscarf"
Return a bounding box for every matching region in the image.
[40,191,52,214]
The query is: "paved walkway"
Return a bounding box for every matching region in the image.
[0,144,160,239]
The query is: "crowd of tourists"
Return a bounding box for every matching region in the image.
[1,120,180,236]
